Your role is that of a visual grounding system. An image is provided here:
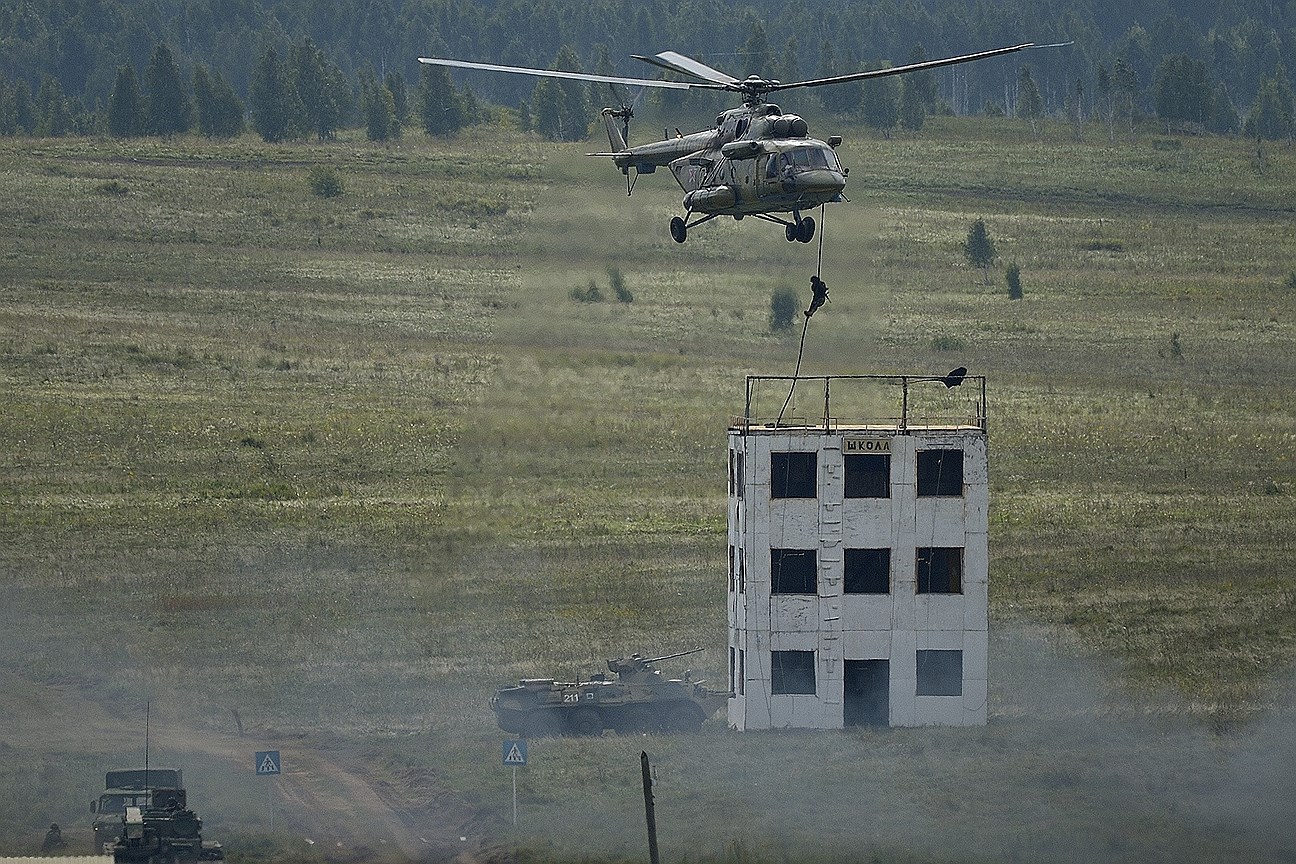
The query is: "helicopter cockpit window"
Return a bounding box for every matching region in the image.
[787,147,835,170]
[767,148,840,180]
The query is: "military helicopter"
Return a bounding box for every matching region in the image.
[419,42,1045,243]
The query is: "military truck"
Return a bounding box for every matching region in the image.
[91,769,183,854]
[491,649,729,737]
[111,790,223,864]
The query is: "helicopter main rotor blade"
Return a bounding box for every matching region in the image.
[631,51,739,86]
[417,57,696,90]
[770,42,1038,93]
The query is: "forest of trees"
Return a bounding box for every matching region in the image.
[0,0,1292,141]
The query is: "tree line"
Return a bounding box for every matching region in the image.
[0,0,1292,142]
[0,38,488,142]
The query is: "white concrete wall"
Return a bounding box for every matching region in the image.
[728,426,989,730]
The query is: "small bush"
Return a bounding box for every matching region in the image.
[932,334,966,352]
[1006,262,1023,300]
[1081,239,1125,252]
[609,267,633,303]
[308,165,343,198]
[569,280,603,303]
[1283,272,1296,292]
[769,287,799,333]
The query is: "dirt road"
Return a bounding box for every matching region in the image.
[2,669,487,863]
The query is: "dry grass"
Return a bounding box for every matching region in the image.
[2,118,1295,861]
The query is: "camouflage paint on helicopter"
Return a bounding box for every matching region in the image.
[419,42,1065,242]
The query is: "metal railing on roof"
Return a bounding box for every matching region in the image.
[736,373,988,433]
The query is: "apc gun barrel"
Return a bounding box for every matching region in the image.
[643,648,704,665]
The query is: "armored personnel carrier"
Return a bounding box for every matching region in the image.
[91,768,183,853]
[491,649,729,737]
[111,788,224,864]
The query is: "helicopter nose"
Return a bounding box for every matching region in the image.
[795,169,846,197]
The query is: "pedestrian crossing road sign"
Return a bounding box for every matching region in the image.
[502,740,527,766]
[255,750,282,775]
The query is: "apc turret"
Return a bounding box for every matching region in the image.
[491,648,729,738]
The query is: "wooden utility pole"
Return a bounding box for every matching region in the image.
[640,751,660,864]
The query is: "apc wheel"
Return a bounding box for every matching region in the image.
[662,703,706,733]
[785,223,798,242]
[796,216,816,243]
[567,707,604,737]
[522,711,563,739]
[670,216,688,243]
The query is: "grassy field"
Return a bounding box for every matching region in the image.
[1,113,1295,863]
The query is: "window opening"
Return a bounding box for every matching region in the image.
[771,650,816,695]
[917,449,964,497]
[844,548,890,594]
[771,451,816,498]
[738,649,745,695]
[916,547,963,593]
[916,649,963,696]
[845,453,890,498]
[771,548,817,595]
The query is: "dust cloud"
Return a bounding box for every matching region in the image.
[501,624,1296,864]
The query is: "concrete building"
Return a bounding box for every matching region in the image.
[726,374,988,729]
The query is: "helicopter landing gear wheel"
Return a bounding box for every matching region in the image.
[785,222,798,242]
[796,216,816,243]
[670,216,688,243]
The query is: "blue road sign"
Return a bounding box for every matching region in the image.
[255,750,282,775]
[502,740,528,766]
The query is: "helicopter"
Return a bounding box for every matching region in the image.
[419,42,1048,243]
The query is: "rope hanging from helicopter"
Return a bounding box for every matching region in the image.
[776,202,829,425]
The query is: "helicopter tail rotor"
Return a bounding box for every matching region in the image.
[599,106,639,195]
[603,82,637,148]
[601,106,632,153]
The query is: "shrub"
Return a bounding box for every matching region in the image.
[569,280,603,303]
[963,219,995,284]
[1006,262,1023,300]
[1284,272,1296,292]
[308,165,343,198]
[932,334,966,352]
[609,267,633,303]
[769,287,799,333]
